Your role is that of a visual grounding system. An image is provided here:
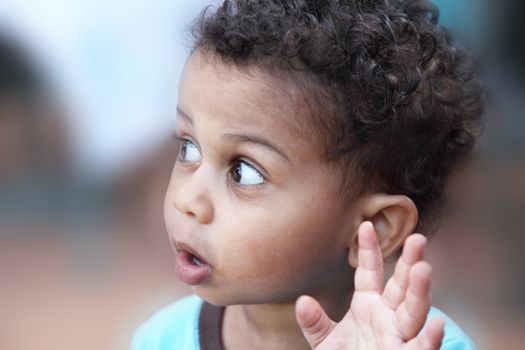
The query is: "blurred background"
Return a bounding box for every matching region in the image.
[0,0,523,349]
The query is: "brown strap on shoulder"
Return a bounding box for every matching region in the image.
[198,301,225,350]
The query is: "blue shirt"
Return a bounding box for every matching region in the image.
[130,295,476,350]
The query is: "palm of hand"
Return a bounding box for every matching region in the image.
[296,222,445,350]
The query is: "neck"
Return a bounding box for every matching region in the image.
[222,290,352,350]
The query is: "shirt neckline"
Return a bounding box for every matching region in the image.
[198,301,225,350]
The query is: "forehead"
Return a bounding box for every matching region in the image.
[178,51,319,156]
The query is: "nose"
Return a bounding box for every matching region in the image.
[171,165,214,224]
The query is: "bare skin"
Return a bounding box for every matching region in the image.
[220,222,444,350]
[222,285,353,350]
[296,222,445,350]
[167,50,444,350]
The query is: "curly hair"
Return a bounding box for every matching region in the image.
[191,0,485,231]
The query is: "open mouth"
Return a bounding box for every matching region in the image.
[177,243,209,266]
[173,242,211,285]
[191,255,205,266]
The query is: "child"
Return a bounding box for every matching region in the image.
[131,0,484,349]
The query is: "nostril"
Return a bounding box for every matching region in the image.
[172,194,213,224]
[173,200,196,217]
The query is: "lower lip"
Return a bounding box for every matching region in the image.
[174,250,211,285]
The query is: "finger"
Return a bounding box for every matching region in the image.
[354,221,384,294]
[403,317,445,350]
[383,234,427,309]
[395,261,433,340]
[296,295,336,349]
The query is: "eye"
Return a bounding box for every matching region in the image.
[178,139,201,162]
[230,160,265,186]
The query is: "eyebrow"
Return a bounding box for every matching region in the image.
[176,105,290,162]
[222,133,290,163]
[176,106,193,125]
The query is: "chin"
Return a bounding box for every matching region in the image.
[192,284,303,307]
[192,285,237,306]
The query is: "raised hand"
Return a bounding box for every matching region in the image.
[296,221,445,350]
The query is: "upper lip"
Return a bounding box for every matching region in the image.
[174,241,210,265]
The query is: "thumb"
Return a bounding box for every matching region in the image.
[295,295,336,349]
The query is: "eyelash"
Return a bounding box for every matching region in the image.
[228,159,266,188]
[176,137,200,163]
[175,136,267,187]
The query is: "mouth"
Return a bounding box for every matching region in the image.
[173,241,212,285]
[191,255,205,266]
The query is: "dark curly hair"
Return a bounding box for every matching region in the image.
[191,0,485,231]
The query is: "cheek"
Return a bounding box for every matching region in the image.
[163,187,172,226]
[216,213,346,288]
[163,166,180,233]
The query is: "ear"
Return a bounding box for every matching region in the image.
[348,194,418,268]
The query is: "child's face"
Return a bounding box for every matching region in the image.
[164,51,357,306]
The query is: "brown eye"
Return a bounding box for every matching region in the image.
[230,160,264,185]
[178,140,201,162]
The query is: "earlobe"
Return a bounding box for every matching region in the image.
[347,194,418,267]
